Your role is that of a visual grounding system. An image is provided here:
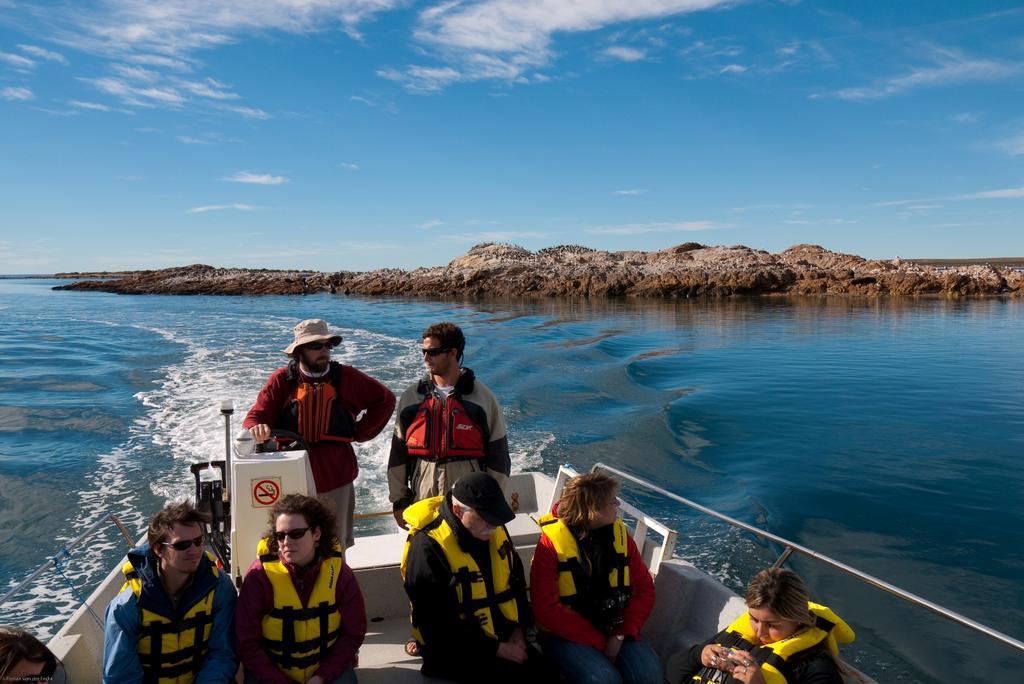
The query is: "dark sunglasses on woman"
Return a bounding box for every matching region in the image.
[274,527,311,542]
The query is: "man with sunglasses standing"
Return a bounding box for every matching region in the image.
[244,319,396,550]
[102,502,238,683]
[388,322,510,529]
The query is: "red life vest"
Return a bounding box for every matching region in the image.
[278,362,357,445]
[401,379,488,461]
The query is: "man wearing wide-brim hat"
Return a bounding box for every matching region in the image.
[244,319,396,549]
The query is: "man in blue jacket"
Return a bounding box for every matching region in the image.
[102,501,237,683]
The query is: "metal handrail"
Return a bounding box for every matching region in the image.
[0,512,135,607]
[591,462,1024,655]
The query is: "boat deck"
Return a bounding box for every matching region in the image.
[44,470,874,683]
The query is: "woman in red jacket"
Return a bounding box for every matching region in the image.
[236,494,366,684]
[530,472,663,684]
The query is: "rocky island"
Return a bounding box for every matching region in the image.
[54,243,1023,298]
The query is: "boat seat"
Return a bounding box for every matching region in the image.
[642,559,746,683]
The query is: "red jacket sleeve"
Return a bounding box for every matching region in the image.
[235,562,290,684]
[529,534,607,651]
[314,564,367,680]
[341,366,396,442]
[618,534,656,638]
[243,369,289,431]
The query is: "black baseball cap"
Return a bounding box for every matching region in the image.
[452,472,515,526]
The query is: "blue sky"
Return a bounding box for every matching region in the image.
[2,1,1023,273]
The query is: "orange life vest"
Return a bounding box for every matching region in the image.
[278,361,357,445]
[401,385,487,461]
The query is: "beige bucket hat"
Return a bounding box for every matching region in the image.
[282,319,343,355]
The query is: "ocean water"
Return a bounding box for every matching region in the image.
[0,279,1021,681]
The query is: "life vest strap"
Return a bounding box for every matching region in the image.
[138,611,214,636]
[262,626,342,663]
[264,626,342,669]
[138,651,203,679]
[267,600,339,622]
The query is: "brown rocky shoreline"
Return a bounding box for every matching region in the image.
[53,242,1023,298]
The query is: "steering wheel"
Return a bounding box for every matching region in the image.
[255,428,312,454]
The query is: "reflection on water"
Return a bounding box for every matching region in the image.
[0,283,1021,682]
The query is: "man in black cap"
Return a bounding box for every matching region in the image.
[400,472,556,683]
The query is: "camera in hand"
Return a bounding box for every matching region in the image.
[594,590,630,632]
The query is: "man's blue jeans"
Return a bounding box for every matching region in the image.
[542,635,664,684]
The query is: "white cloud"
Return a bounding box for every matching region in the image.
[377,65,462,94]
[587,220,717,234]
[951,111,979,124]
[829,48,1019,100]
[177,77,240,100]
[338,162,360,171]
[603,46,646,62]
[1,86,34,100]
[17,44,67,64]
[58,1,403,57]
[115,175,144,181]
[384,0,733,91]
[0,51,35,69]
[69,99,112,111]
[111,63,161,82]
[879,186,1024,205]
[35,106,81,116]
[220,171,289,185]
[177,132,242,144]
[995,133,1024,156]
[186,203,258,214]
[957,187,1024,200]
[719,63,747,74]
[350,95,375,106]
[128,54,192,70]
[611,189,648,195]
[1,86,33,100]
[216,104,271,119]
[419,220,442,229]
[81,76,185,106]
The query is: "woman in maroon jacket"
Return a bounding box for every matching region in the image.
[530,472,663,684]
[236,494,366,684]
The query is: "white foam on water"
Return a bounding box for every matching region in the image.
[8,312,556,635]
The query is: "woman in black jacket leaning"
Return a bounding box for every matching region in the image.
[680,568,855,684]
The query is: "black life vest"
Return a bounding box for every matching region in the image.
[538,515,631,630]
[399,375,488,461]
[278,361,357,445]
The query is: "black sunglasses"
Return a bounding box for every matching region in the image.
[274,527,311,542]
[421,347,450,357]
[162,535,204,551]
[304,341,337,351]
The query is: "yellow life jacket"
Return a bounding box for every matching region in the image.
[537,514,631,608]
[400,496,520,645]
[256,537,346,683]
[690,602,854,684]
[120,552,220,684]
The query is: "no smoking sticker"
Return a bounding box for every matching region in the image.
[251,478,281,507]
